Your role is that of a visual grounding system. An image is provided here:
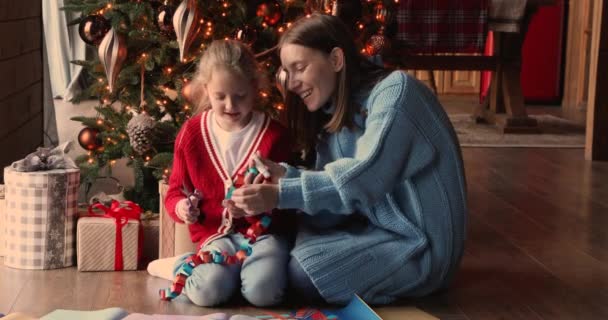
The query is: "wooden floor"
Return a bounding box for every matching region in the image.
[2,97,608,319]
[2,147,607,319]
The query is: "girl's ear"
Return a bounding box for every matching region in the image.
[330,47,344,72]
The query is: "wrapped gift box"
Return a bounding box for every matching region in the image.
[141,217,159,265]
[158,183,197,259]
[3,167,79,269]
[0,184,5,257]
[77,216,141,271]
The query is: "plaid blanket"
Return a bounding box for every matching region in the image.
[396,0,489,54]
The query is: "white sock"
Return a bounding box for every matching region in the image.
[147,256,180,281]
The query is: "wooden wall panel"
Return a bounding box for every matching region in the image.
[0,0,42,182]
[585,0,608,160]
[562,0,593,123]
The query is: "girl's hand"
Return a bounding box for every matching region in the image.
[243,151,286,185]
[176,198,200,224]
[230,184,279,216]
[223,199,247,219]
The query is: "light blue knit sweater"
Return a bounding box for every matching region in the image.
[278,71,467,305]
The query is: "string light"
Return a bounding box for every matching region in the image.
[110,160,117,166]
[88,158,95,164]
[106,3,112,9]
[98,78,104,83]
[97,119,103,125]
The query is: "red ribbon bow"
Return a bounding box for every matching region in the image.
[88,200,143,271]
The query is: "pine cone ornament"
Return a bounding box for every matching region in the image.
[127,113,156,155]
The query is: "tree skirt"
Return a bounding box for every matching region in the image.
[449,114,585,148]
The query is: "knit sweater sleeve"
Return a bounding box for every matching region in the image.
[278,72,435,214]
[164,125,191,224]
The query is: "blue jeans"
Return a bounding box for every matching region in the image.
[173,233,288,307]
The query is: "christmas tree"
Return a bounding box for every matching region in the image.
[63,0,395,211]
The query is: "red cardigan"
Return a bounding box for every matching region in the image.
[165,110,292,249]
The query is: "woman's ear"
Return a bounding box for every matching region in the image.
[330,47,344,72]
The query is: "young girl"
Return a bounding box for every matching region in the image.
[228,14,467,305]
[163,39,291,307]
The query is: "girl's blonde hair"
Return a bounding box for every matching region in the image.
[189,40,267,114]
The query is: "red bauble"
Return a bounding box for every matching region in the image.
[78,15,111,46]
[256,1,282,26]
[78,127,102,151]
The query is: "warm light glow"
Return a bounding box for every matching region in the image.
[184,105,190,110]
[222,12,226,17]
[98,78,104,83]
[145,156,151,161]
[141,53,147,58]
[111,160,117,166]
[88,158,94,164]
[106,3,112,9]
[275,103,285,110]
[278,26,285,33]
[97,119,103,125]
[260,92,269,98]
[358,23,364,29]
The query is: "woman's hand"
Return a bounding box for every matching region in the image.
[243,151,286,185]
[229,184,280,216]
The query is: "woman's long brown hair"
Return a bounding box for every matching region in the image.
[277,13,393,154]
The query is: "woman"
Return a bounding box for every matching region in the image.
[229,13,467,305]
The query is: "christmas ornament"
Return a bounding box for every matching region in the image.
[78,127,102,151]
[374,2,393,25]
[233,25,258,46]
[126,113,156,155]
[365,28,389,56]
[156,4,176,34]
[256,1,282,26]
[173,0,202,61]
[78,14,111,45]
[98,28,127,93]
[181,81,194,103]
[275,67,288,98]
